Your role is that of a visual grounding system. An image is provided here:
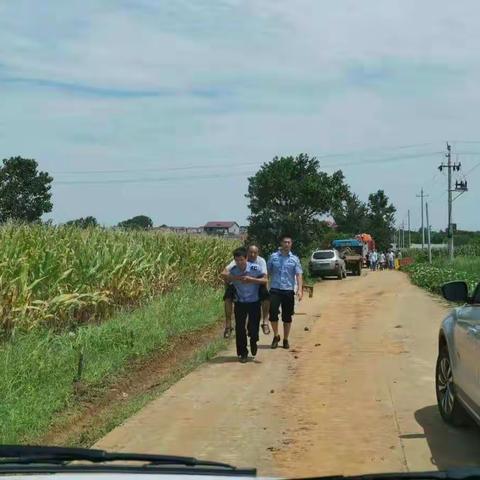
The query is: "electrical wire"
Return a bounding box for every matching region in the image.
[53,151,442,184]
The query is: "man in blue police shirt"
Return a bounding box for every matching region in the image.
[267,235,303,349]
[221,247,268,363]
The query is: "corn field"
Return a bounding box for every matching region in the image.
[0,224,237,333]
[405,253,480,295]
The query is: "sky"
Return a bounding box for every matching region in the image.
[0,0,479,231]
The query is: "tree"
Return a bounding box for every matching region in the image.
[117,215,153,230]
[366,190,396,250]
[65,216,98,228]
[331,192,369,235]
[246,154,349,255]
[0,156,53,223]
[319,229,351,249]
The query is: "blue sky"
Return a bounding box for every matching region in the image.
[1,0,479,230]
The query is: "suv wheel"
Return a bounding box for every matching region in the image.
[336,267,343,280]
[436,346,468,426]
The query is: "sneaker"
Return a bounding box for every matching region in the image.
[283,339,290,349]
[250,340,258,357]
[239,355,248,363]
[271,335,281,349]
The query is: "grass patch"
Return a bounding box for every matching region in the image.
[405,256,480,294]
[301,257,318,285]
[64,338,227,448]
[0,283,223,444]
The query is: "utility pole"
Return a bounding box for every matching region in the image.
[416,188,429,250]
[402,221,405,249]
[426,202,432,263]
[438,143,468,260]
[407,210,411,248]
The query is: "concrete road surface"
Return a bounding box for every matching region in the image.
[96,271,480,477]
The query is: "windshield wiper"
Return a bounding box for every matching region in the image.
[294,470,480,480]
[0,445,256,476]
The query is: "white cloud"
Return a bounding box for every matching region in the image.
[1,0,479,229]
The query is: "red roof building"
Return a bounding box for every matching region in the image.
[203,221,240,236]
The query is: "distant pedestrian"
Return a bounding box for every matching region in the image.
[221,247,267,363]
[387,251,395,270]
[379,252,386,270]
[370,250,378,271]
[267,235,303,350]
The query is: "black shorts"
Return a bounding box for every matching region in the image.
[223,283,236,301]
[259,284,270,301]
[269,288,295,323]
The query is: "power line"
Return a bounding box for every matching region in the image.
[321,151,440,169]
[54,170,254,186]
[316,142,437,160]
[53,151,442,178]
[393,148,478,235]
[52,161,261,175]
[464,160,480,176]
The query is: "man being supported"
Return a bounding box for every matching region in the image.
[221,247,268,363]
[222,244,270,338]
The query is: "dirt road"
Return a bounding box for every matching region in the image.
[96,271,480,476]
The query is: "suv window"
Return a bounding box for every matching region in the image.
[313,251,335,260]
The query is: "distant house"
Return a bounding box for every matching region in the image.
[204,221,240,236]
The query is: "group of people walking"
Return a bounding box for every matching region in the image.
[220,235,303,363]
[367,249,398,271]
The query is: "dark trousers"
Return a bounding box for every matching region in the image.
[234,301,261,357]
[269,288,295,323]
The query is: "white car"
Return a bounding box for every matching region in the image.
[436,281,480,426]
[308,249,347,280]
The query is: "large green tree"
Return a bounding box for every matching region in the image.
[331,192,369,235]
[117,215,153,230]
[65,216,98,228]
[246,154,349,255]
[0,157,53,223]
[366,190,396,250]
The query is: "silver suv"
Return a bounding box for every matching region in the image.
[436,281,480,426]
[308,249,346,280]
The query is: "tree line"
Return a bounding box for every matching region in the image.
[246,153,396,254]
[2,154,477,250]
[0,156,154,230]
[0,155,397,243]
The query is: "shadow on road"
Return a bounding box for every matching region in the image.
[208,355,239,364]
[209,355,262,364]
[405,405,480,469]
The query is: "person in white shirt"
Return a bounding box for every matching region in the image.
[387,251,395,270]
[222,244,270,338]
[379,252,386,270]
